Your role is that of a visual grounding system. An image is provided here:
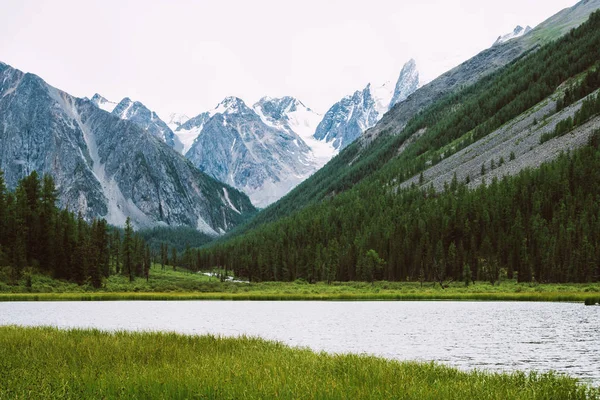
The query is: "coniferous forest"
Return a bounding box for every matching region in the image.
[193,12,600,284]
[0,171,151,287]
[196,131,600,284]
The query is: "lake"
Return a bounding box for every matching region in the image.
[1,300,598,385]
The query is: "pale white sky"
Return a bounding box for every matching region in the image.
[0,0,578,118]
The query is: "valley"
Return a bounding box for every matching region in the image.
[1,0,600,398]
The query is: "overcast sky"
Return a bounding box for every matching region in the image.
[0,0,578,118]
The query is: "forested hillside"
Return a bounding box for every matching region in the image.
[196,11,600,284]
[198,130,600,284]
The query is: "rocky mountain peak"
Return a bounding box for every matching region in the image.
[389,59,419,108]
[493,25,533,46]
[90,93,118,113]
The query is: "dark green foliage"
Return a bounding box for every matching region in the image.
[138,226,213,254]
[0,171,148,287]
[197,132,600,284]
[556,67,600,111]
[123,217,134,282]
[541,93,600,144]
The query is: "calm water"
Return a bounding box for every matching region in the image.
[1,301,599,385]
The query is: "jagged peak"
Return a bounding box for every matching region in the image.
[493,24,533,46]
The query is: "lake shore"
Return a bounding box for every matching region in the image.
[1,266,599,303]
[0,326,597,399]
[1,290,599,303]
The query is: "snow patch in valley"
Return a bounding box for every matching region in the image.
[176,125,204,155]
[222,188,241,214]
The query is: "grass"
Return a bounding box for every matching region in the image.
[1,265,599,304]
[0,326,597,399]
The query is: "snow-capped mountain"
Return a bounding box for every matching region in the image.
[0,61,255,233]
[314,59,419,150]
[111,97,182,150]
[175,112,211,156]
[184,97,319,207]
[165,112,190,132]
[253,96,335,167]
[90,93,118,113]
[493,25,532,46]
[90,94,183,151]
[313,85,380,150]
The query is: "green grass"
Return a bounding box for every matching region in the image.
[0,326,596,399]
[1,265,599,304]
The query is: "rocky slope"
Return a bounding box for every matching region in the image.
[184,97,317,207]
[0,62,255,233]
[400,89,600,192]
[363,0,600,149]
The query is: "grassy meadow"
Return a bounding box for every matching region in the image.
[1,264,599,304]
[0,326,597,400]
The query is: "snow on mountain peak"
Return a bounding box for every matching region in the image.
[493,25,532,46]
[90,93,118,113]
[212,96,249,116]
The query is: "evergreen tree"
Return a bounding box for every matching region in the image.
[123,217,134,282]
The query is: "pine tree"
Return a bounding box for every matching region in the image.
[39,174,57,273]
[171,247,177,271]
[123,217,134,282]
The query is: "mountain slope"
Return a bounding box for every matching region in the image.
[231,0,600,234]
[185,97,317,207]
[198,9,600,284]
[253,96,334,167]
[110,97,182,150]
[0,62,255,233]
[90,93,118,112]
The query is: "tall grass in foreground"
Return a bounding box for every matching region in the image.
[0,326,597,399]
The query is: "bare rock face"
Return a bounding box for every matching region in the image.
[314,59,419,151]
[184,97,317,208]
[0,61,255,233]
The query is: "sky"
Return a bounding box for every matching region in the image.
[0,0,579,119]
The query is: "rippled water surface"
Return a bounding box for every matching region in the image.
[1,301,598,384]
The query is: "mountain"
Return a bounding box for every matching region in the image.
[389,59,419,107]
[231,0,600,236]
[196,6,600,284]
[493,25,532,46]
[0,62,255,233]
[109,97,182,151]
[363,0,600,148]
[313,85,381,150]
[90,93,118,112]
[252,96,334,166]
[313,59,419,150]
[174,112,211,156]
[184,97,318,208]
[165,112,190,132]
